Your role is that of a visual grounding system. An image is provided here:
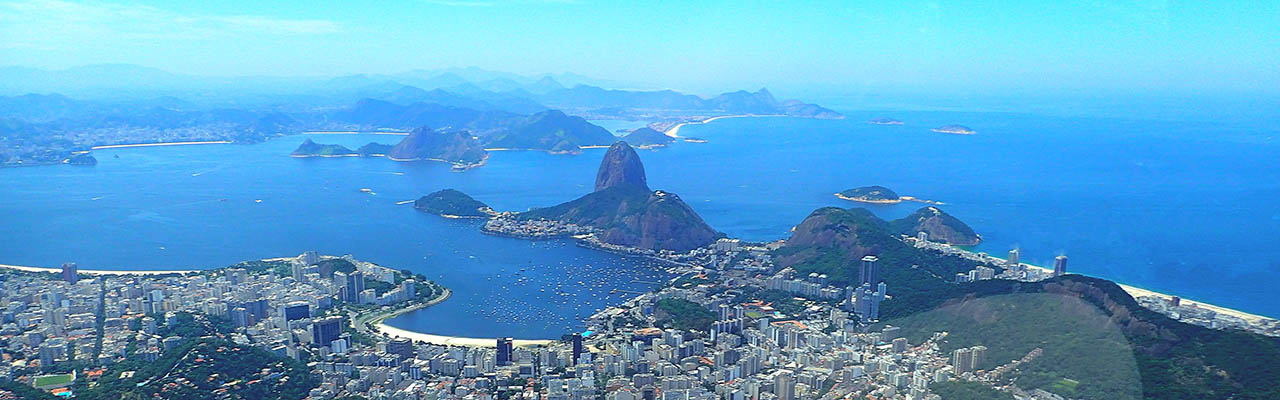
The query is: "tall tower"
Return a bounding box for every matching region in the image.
[1007,249,1020,266]
[496,337,514,366]
[859,255,880,288]
[774,370,795,400]
[1053,255,1068,277]
[61,262,78,284]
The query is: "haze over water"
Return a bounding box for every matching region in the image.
[1,110,1278,336]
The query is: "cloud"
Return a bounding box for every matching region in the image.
[0,0,341,50]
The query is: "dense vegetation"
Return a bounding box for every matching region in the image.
[655,298,716,332]
[885,293,1141,399]
[414,189,491,217]
[836,185,899,201]
[520,185,721,251]
[930,380,1015,400]
[291,138,356,156]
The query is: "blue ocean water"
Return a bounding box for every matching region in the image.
[1,111,1278,337]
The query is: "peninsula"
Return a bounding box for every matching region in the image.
[413,189,494,218]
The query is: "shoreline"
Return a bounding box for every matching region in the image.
[985,255,1273,323]
[663,114,785,137]
[0,263,197,276]
[367,288,555,347]
[90,141,232,150]
[834,193,945,205]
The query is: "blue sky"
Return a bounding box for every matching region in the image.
[1,0,1277,97]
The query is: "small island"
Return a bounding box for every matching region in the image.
[620,127,676,149]
[867,117,904,125]
[413,189,494,218]
[932,124,976,135]
[682,137,708,143]
[835,185,944,205]
[291,139,357,157]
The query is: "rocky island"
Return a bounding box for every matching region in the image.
[290,138,357,157]
[65,152,97,165]
[388,126,488,168]
[932,124,977,134]
[835,185,943,205]
[620,127,676,148]
[413,189,494,218]
[868,117,904,125]
[507,141,722,252]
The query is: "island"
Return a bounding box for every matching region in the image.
[867,117,904,125]
[482,110,616,155]
[835,185,944,205]
[413,189,494,218]
[682,137,708,143]
[356,142,394,157]
[290,138,357,157]
[932,124,977,134]
[619,127,676,148]
[388,126,488,169]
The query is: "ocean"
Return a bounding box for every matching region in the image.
[1,110,1277,337]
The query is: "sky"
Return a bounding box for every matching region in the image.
[1,0,1278,99]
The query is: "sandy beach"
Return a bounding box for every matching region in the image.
[663,114,784,137]
[365,288,554,347]
[91,141,231,150]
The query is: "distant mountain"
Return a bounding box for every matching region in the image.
[534,86,842,119]
[356,142,394,156]
[481,110,615,153]
[414,189,493,218]
[387,126,487,166]
[291,138,356,157]
[620,127,676,148]
[519,142,720,251]
[332,98,515,132]
[889,206,981,246]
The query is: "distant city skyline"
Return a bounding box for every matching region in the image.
[1,0,1278,99]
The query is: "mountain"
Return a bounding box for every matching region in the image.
[534,86,842,119]
[519,142,720,251]
[414,189,492,217]
[481,110,615,153]
[620,127,676,148]
[356,142,393,156]
[594,141,649,191]
[387,126,487,166]
[291,138,356,157]
[889,206,981,246]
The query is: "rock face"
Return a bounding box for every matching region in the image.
[594,142,649,192]
[889,206,981,246]
[621,127,676,148]
[414,189,492,217]
[520,141,720,252]
[388,126,487,165]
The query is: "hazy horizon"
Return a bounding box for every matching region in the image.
[2,0,1278,100]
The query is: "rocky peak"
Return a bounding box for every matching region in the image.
[594,141,648,192]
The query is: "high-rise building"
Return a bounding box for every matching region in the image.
[1053,255,1068,277]
[61,262,78,284]
[280,301,310,322]
[1007,249,1020,266]
[892,337,908,353]
[387,337,415,359]
[345,271,365,303]
[774,370,795,400]
[859,255,880,288]
[572,332,585,364]
[496,337,514,366]
[312,316,343,346]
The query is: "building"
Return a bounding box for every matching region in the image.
[1007,249,1020,266]
[281,301,310,322]
[774,370,795,400]
[1053,255,1068,277]
[387,337,415,359]
[61,262,78,284]
[859,255,880,288]
[313,316,343,346]
[496,337,514,366]
[572,333,585,364]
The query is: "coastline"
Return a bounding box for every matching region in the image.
[367,288,554,347]
[0,263,196,276]
[663,114,785,137]
[90,140,231,150]
[834,193,945,205]
[987,256,1272,323]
